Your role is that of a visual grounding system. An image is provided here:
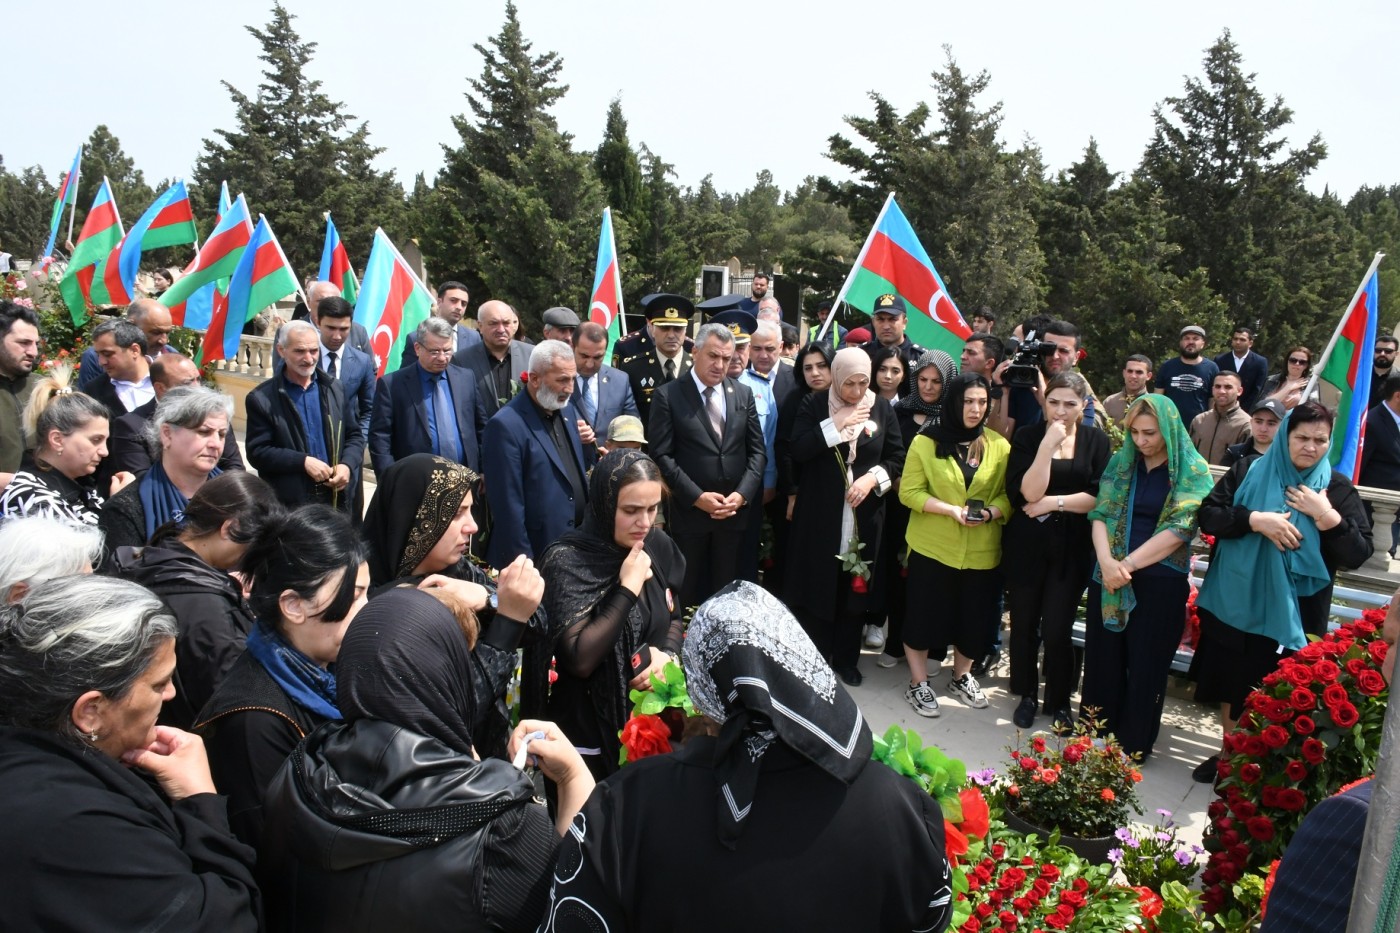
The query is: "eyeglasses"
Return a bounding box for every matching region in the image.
[1377,348,1397,355]
[1287,358,1308,366]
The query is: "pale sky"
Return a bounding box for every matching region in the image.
[8,0,1396,208]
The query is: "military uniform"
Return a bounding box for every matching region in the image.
[858,293,927,370]
[614,294,693,428]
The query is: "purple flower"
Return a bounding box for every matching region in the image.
[1108,848,1124,865]
[1155,831,1173,844]
[1114,827,1135,843]
[970,768,998,787]
[1174,850,1195,867]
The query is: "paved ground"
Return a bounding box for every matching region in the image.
[848,640,1222,846]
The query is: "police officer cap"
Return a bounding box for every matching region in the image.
[871,293,907,316]
[708,309,757,344]
[643,293,694,326]
[696,294,749,314]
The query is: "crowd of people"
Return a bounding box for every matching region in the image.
[0,275,1393,929]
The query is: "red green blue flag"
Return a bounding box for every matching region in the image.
[589,207,625,361]
[41,147,82,261]
[354,228,433,377]
[96,181,199,306]
[161,193,252,326]
[826,193,971,357]
[318,215,359,304]
[200,215,299,365]
[1307,252,1386,481]
[176,183,235,329]
[58,178,123,324]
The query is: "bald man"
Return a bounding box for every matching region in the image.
[451,299,535,420]
[273,282,371,370]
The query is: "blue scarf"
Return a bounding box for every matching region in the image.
[244,619,341,720]
[138,462,221,539]
[1196,413,1332,650]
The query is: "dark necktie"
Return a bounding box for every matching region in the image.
[663,358,676,383]
[326,351,337,380]
[577,376,596,425]
[704,385,724,439]
[430,374,461,462]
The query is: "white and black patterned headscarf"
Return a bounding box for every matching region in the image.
[684,580,871,849]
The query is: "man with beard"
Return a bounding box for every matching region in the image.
[1369,335,1398,409]
[1156,325,1219,425]
[0,300,39,488]
[482,339,595,569]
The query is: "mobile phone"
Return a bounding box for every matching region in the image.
[629,644,650,679]
[965,499,986,522]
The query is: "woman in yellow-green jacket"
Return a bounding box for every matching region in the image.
[898,372,1010,717]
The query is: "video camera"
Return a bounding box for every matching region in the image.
[1003,330,1056,388]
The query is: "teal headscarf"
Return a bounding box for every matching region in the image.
[1088,394,1214,630]
[1196,411,1332,651]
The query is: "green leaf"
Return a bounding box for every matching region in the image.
[634,693,666,716]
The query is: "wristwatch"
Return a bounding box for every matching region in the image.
[488,591,499,612]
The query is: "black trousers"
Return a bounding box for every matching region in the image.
[796,589,864,672]
[674,525,747,612]
[1007,545,1092,710]
[904,551,1000,662]
[1080,574,1188,758]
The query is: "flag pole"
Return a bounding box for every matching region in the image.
[814,191,895,343]
[1304,251,1387,400]
[64,147,82,249]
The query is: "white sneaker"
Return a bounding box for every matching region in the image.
[863,624,886,650]
[949,672,989,709]
[876,652,900,668]
[904,680,941,718]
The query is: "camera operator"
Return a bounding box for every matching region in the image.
[994,318,1095,437]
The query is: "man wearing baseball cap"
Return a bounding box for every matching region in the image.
[1223,397,1285,468]
[1156,325,1220,426]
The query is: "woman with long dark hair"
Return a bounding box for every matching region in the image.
[1189,401,1371,781]
[771,341,835,594]
[541,449,685,780]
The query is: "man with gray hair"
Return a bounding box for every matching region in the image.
[481,339,594,569]
[245,320,364,511]
[369,315,485,474]
[649,322,767,607]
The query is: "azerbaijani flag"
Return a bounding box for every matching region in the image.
[41,147,83,261]
[1306,252,1386,481]
[96,181,199,306]
[177,183,235,329]
[828,193,971,357]
[200,215,299,364]
[160,193,253,325]
[58,178,123,324]
[588,207,625,360]
[354,228,433,377]
[318,215,359,304]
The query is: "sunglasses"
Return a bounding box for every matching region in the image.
[1287,358,1308,366]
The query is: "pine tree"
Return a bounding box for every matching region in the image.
[193,3,406,275]
[626,148,696,307]
[594,99,644,228]
[778,178,857,317]
[74,126,155,231]
[0,158,56,260]
[1038,139,1117,316]
[682,175,745,265]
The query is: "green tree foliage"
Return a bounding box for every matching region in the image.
[74,125,155,230]
[594,99,644,230]
[733,170,787,271]
[193,3,406,276]
[0,158,57,260]
[626,148,697,307]
[1346,186,1400,328]
[1138,30,1350,360]
[823,50,1045,319]
[681,175,745,265]
[778,178,857,315]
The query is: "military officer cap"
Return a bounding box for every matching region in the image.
[871,293,907,317]
[707,309,757,345]
[642,293,693,327]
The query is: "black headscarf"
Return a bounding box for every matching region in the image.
[924,371,991,457]
[537,449,685,763]
[897,349,958,419]
[362,454,478,587]
[684,580,871,849]
[337,587,479,756]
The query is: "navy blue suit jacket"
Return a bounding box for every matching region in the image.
[576,364,639,434]
[369,362,484,474]
[1359,402,1400,491]
[1260,779,1371,932]
[399,323,482,369]
[331,344,376,442]
[481,392,594,570]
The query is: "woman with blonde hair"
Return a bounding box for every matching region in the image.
[0,365,133,524]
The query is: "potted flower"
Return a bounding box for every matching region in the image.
[1110,809,1202,891]
[988,721,1143,863]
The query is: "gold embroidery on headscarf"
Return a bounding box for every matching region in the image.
[398,458,477,577]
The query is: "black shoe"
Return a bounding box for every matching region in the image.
[838,666,863,687]
[971,648,1001,678]
[1051,708,1075,736]
[1013,696,1037,729]
[1192,755,1220,784]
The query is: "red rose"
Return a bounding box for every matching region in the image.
[1040,863,1060,882]
[1134,886,1164,919]
[1243,736,1268,757]
[1264,698,1295,723]
[850,574,868,594]
[1302,737,1326,765]
[518,370,530,384]
[619,712,672,761]
[1283,663,1314,687]
[1232,800,1257,819]
[997,910,1016,928]
[1289,687,1317,711]
[1357,669,1386,697]
[1276,788,1308,812]
[1285,760,1308,782]
[1209,800,1228,820]
[1246,817,1276,841]
[1347,658,1369,676]
[1261,724,1290,748]
[1020,756,1037,770]
[1261,786,1280,807]
[1332,702,1360,729]
[1314,659,1342,682]
[1239,762,1262,783]
[1323,683,1350,708]
[1294,715,1316,735]
[1296,643,1324,661]
[1062,743,1084,763]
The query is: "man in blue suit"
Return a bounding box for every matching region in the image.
[482,340,595,570]
[369,316,485,474]
[571,321,637,447]
[399,280,482,368]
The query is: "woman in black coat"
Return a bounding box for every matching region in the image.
[785,347,904,686]
[114,471,284,730]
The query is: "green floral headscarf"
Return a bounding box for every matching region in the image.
[1087,394,1213,630]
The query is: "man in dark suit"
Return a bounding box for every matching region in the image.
[452,299,533,421]
[86,319,154,420]
[245,321,364,512]
[614,294,693,429]
[1213,326,1269,411]
[571,321,637,443]
[369,316,485,474]
[481,340,595,569]
[1360,373,1400,556]
[314,296,375,521]
[649,322,767,609]
[104,354,244,485]
[399,280,482,368]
